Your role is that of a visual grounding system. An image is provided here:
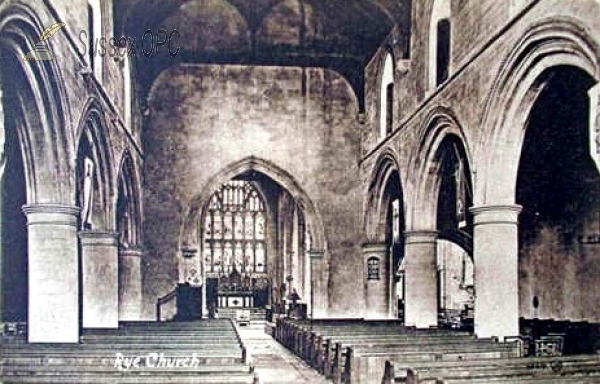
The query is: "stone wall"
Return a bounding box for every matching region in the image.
[362,0,600,323]
[143,64,365,319]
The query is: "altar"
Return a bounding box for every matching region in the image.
[207,266,270,310]
[218,291,254,308]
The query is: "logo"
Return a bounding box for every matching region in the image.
[23,22,66,62]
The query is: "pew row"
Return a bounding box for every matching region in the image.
[1,319,258,384]
[382,354,600,384]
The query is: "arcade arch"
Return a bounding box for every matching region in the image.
[365,151,405,319]
[473,18,600,338]
[406,110,474,329]
[0,2,76,342]
[517,66,599,321]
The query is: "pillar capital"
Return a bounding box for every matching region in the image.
[308,249,325,260]
[181,247,198,259]
[404,230,438,244]
[470,204,522,226]
[119,247,144,258]
[361,242,388,254]
[79,230,119,246]
[22,204,79,226]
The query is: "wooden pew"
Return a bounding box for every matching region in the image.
[1,319,258,384]
[320,333,477,378]
[340,339,520,384]
[382,354,600,384]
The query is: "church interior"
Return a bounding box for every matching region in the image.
[3,0,600,383]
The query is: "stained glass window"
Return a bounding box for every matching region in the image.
[203,181,267,274]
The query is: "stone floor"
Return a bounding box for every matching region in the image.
[236,322,332,384]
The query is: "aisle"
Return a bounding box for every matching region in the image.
[236,323,332,384]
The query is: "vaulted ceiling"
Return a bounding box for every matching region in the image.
[114,0,411,109]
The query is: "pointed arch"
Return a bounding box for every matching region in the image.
[409,107,473,236]
[181,156,325,253]
[0,2,74,204]
[75,99,115,231]
[116,149,142,247]
[365,147,404,243]
[478,17,600,205]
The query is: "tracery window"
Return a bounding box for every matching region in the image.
[203,181,266,275]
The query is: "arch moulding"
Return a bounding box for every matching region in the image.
[477,17,600,206]
[179,156,326,255]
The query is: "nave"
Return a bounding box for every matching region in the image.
[3,0,600,383]
[4,316,600,383]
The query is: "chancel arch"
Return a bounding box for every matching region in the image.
[179,157,326,318]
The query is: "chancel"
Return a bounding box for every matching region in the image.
[3,1,600,383]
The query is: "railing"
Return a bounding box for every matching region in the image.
[156,289,177,322]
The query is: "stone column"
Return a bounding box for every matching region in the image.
[80,231,119,328]
[362,243,390,319]
[309,250,328,318]
[118,247,143,321]
[23,204,80,343]
[404,230,438,328]
[471,205,521,339]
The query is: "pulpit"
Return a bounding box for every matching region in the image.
[174,283,202,320]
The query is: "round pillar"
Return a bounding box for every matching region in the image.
[471,204,522,339]
[80,231,119,328]
[23,204,80,343]
[404,230,438,328]
[118,247,143,321]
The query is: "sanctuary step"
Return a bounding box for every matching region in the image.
[218,307,267,323]
[0,319,258,384]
